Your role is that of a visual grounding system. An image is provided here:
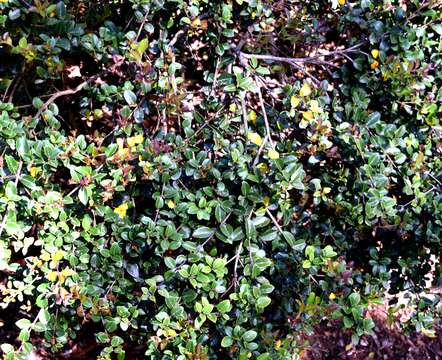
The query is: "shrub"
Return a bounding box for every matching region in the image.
[0,0,441,359]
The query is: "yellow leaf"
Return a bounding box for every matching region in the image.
[166,199,175,209]
[61,268,76,277]
[275,340,282,350]
[256,163,268,175]
[290,96,300,108]
[323,187,331,194]
[47,271,58,282]
[338,0,345,5]
[268,149,279,160]
[299,82,311,97]
[114,203,129,219]
[52,250,65,262]
[309,100,319,113]
[263,196,270,207]
[371,49,379,59]
[329,292,336,300]
[191,17,201,28]
[249,110,257,124]
[229,103,237,112]
[40,251,51,262]
[302,111,314,121]
[247,132,263,146]
[127,134,144,147]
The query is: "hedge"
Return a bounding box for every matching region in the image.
[0,0,441,359]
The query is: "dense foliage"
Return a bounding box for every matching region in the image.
[0,0,441,358]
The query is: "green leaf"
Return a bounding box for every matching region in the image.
[349,292,361,306]
[242,330,257,342]
[256,296,271,308]
[123,90,137,105]
[15,318,31,329]
[221,336,233,347]
[216,300,232,313]
[193,227,214,239]
[78,187,88,205]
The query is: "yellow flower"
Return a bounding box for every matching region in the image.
[299,82,312,97]
[47,271,58,282]
[268,149,279,160]
[248,110,257,124]
[30,166,40,178]
[329,292,336,300]
[290,96,300,108]
[302,111,314,121]
[309,100,320,113]
[114,203,129,219]
[371,49,379,59]
[127,134,144,147]
[166,199,175,209]
[338,0,345,5]
[247,132,263,146]
[229,103,237,112]
[370,60,379,70]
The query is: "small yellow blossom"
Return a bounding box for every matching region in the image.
[275,339,282,350]
[338,0,345,5]
[127,134,144,147]
[249,110,257,124]
[114,203,129,219]
[247,132,263,146]
[299,82,312,97]
[371,49,379,59]
[166,199,175,209]
[323,187,331,194]
[268,149,279,160]
[30,167,40,177]
[329,292,336,300]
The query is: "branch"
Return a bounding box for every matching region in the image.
[35,79,94,119]
[238,43,364,68]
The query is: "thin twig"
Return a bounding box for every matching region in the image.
[240,96,248,134]
[255,77,274,148]
[239,43,364,65]
[232,240,244,289]
[265,208,284,235]
[252,135,269,167]
[35,79,95,119]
